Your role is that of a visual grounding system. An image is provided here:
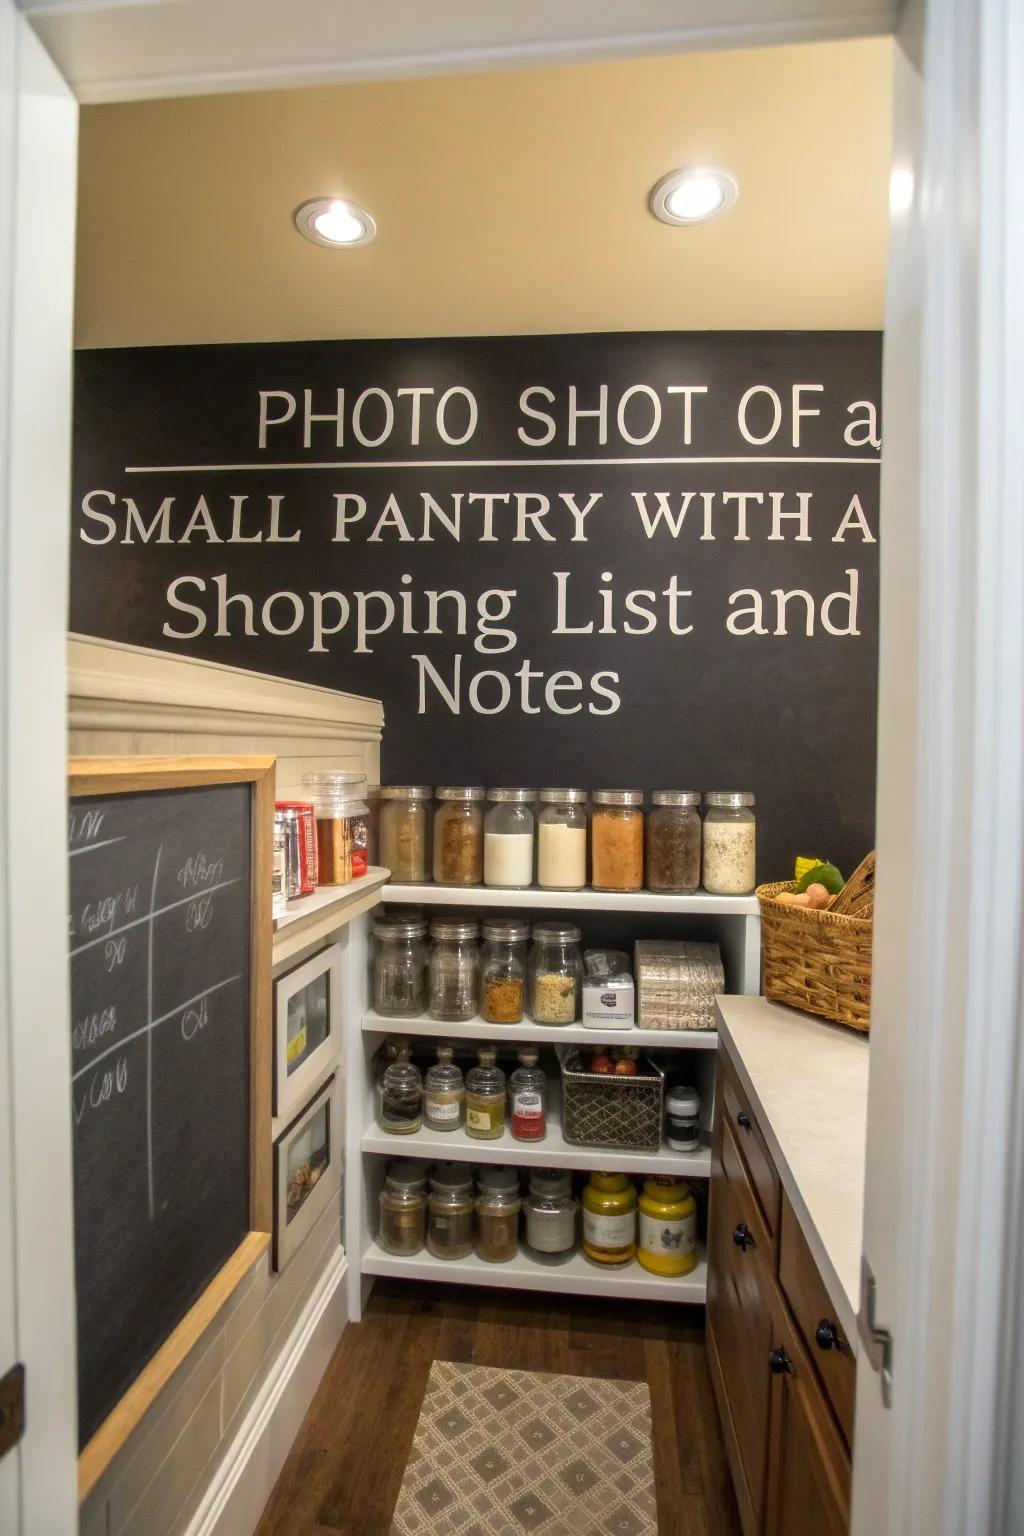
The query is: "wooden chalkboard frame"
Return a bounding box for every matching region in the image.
[68,754,275,1500]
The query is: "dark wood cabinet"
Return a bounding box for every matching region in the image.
[708,1046,852,1536]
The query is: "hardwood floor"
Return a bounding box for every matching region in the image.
[255,1281,742,1536]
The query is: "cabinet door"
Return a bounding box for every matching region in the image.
[764,1304,851,1536]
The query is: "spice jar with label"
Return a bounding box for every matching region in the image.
[582,1172,638,1267]
[465,1046,507,1139]
[423,1043,466,1131]
[480,917,529,1023]
[665,1085,702,1151]
[524,1170,578,1260]
[509,1048,548,1141]
[428,918,480,1022]
[303,771,369,885]
[378,1161,427,1256]
[377,1046,424,1135]
[637,1177,697,1277]
[426,1165,475,1260]
[536,789,588,890]
[377,786,432,882]
[475,1181,521,1263]
[373,915,428,1016]
[702,791,757,894]
[484,789,536,888]
[528,922,583,1024]
[591,790,645,892]
[646,791,702,893]
[433,786,486,886]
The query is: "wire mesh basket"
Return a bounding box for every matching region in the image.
[559,1049,664,1151]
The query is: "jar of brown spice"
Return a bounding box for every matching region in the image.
[480,917,529,1023]
[591,790,645,892]
[432,787,485,886]
[646,791,702,893]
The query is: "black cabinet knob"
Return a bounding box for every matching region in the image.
[737,1111,751,1129]
[815,1320,840,1352]
[769,1347,795,1376]
[732,1222,754,1252]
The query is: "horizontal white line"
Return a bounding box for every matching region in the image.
[71,972,245,1081]
[123,456,881,473]
[69,836,126,856]
[69,874,242,957]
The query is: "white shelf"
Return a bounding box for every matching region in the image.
[361,1099,711,1179]
[362,1239,708,1304]
[272,866,390,966]
[362,1008,718,1050]
[384,881,759,916]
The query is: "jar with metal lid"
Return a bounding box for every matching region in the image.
[377,786,432,883]
[426,1168,475,1260]
[702,791,756,895]
[377,1047,423,1135]
[428,919,480,1022]
[476,1166,520,1196]
[475,1185,521,1263]
[509,1048,548,1141]
[582,1172,637,1267]
[303,771,369,885]
[433,787,485,886]
[536,789,588,891]
[528,922,583,1024]
[484,789,536,888]
[665,1085,701,1151]
[590,790,645,892]
[372,915,428,1016]
[637,1177,697,1277]
[646,791,702,894]
[480,917,529,1024]
[378,1161,427,1255]
[423,1043,465,1131]
[524,1170,578,1259]
[465,1046,506,1139]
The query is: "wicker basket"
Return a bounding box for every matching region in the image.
[756,858,874,1032]
[560,1050,664,1151]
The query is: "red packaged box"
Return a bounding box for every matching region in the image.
[275,800,318,894]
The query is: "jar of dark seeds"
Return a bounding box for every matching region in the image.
[646,791,702,893]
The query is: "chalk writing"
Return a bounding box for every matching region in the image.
[73,1005,118,1055]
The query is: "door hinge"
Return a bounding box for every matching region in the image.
[0,1364,25,1459]
[858,1256,894,1408]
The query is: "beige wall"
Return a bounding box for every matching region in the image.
[74,38,891,348]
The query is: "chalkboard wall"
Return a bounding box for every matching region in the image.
[69,782,252,1447]
[71,331,881,877]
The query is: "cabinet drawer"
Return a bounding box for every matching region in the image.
[719,1050,781,1239]
[779,1196,856,1447]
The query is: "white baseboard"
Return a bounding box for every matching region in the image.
[185,1247,349,1536]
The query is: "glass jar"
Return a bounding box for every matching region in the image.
[528,922,583,1024]
[524,1170,578,1259]
[702,791,756,894]
[509,1048,548,1142]
[428,919,480,1022]
[303,771,369,886]
[372,915,428,1017]
[377,786,432,882]
[480,918,529,1024]
[377,1048,423,1135]
[465,1046,507,1139]
[582,1172,637,1268]
[646,791,702,894]
[637,1177,697,1277]
[475,1186,521,1263]
[423,1043,465,1131]
[590,790,645,892]
[378,1162,427,1255]
[536,789,588,891]
[665,1084,701,1152]
[433,787,485,886]
[484,789,536,888]
[426,1167,475,1260]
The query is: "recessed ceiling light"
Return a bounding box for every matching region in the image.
[650,168,738,226]
[294,197,377,248]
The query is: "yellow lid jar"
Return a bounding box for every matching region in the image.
[582,1172,637,1267]
[637,1177,697,1277]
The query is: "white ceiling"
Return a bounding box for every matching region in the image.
[21,0,898,103]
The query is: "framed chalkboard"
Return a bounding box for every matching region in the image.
[68,755,274,1498]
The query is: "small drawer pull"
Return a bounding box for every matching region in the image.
[733,1222,754,1252]
[815,1320,841,1352]
[769,1347,795,1376]
[736,1111,751,1129]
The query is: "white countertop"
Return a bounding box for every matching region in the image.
[715,995,868,1347]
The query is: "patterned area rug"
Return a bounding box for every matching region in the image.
[390,1361,657,1536]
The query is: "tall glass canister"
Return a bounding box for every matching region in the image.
[536,788,588,890]
[432,786,485,886]
[483,789,536,888]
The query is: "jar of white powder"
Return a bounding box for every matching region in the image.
[484,788,536,888]
[536,789,588,890]
[702,792,756,894]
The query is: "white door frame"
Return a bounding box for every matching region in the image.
[0,4,79,1531]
